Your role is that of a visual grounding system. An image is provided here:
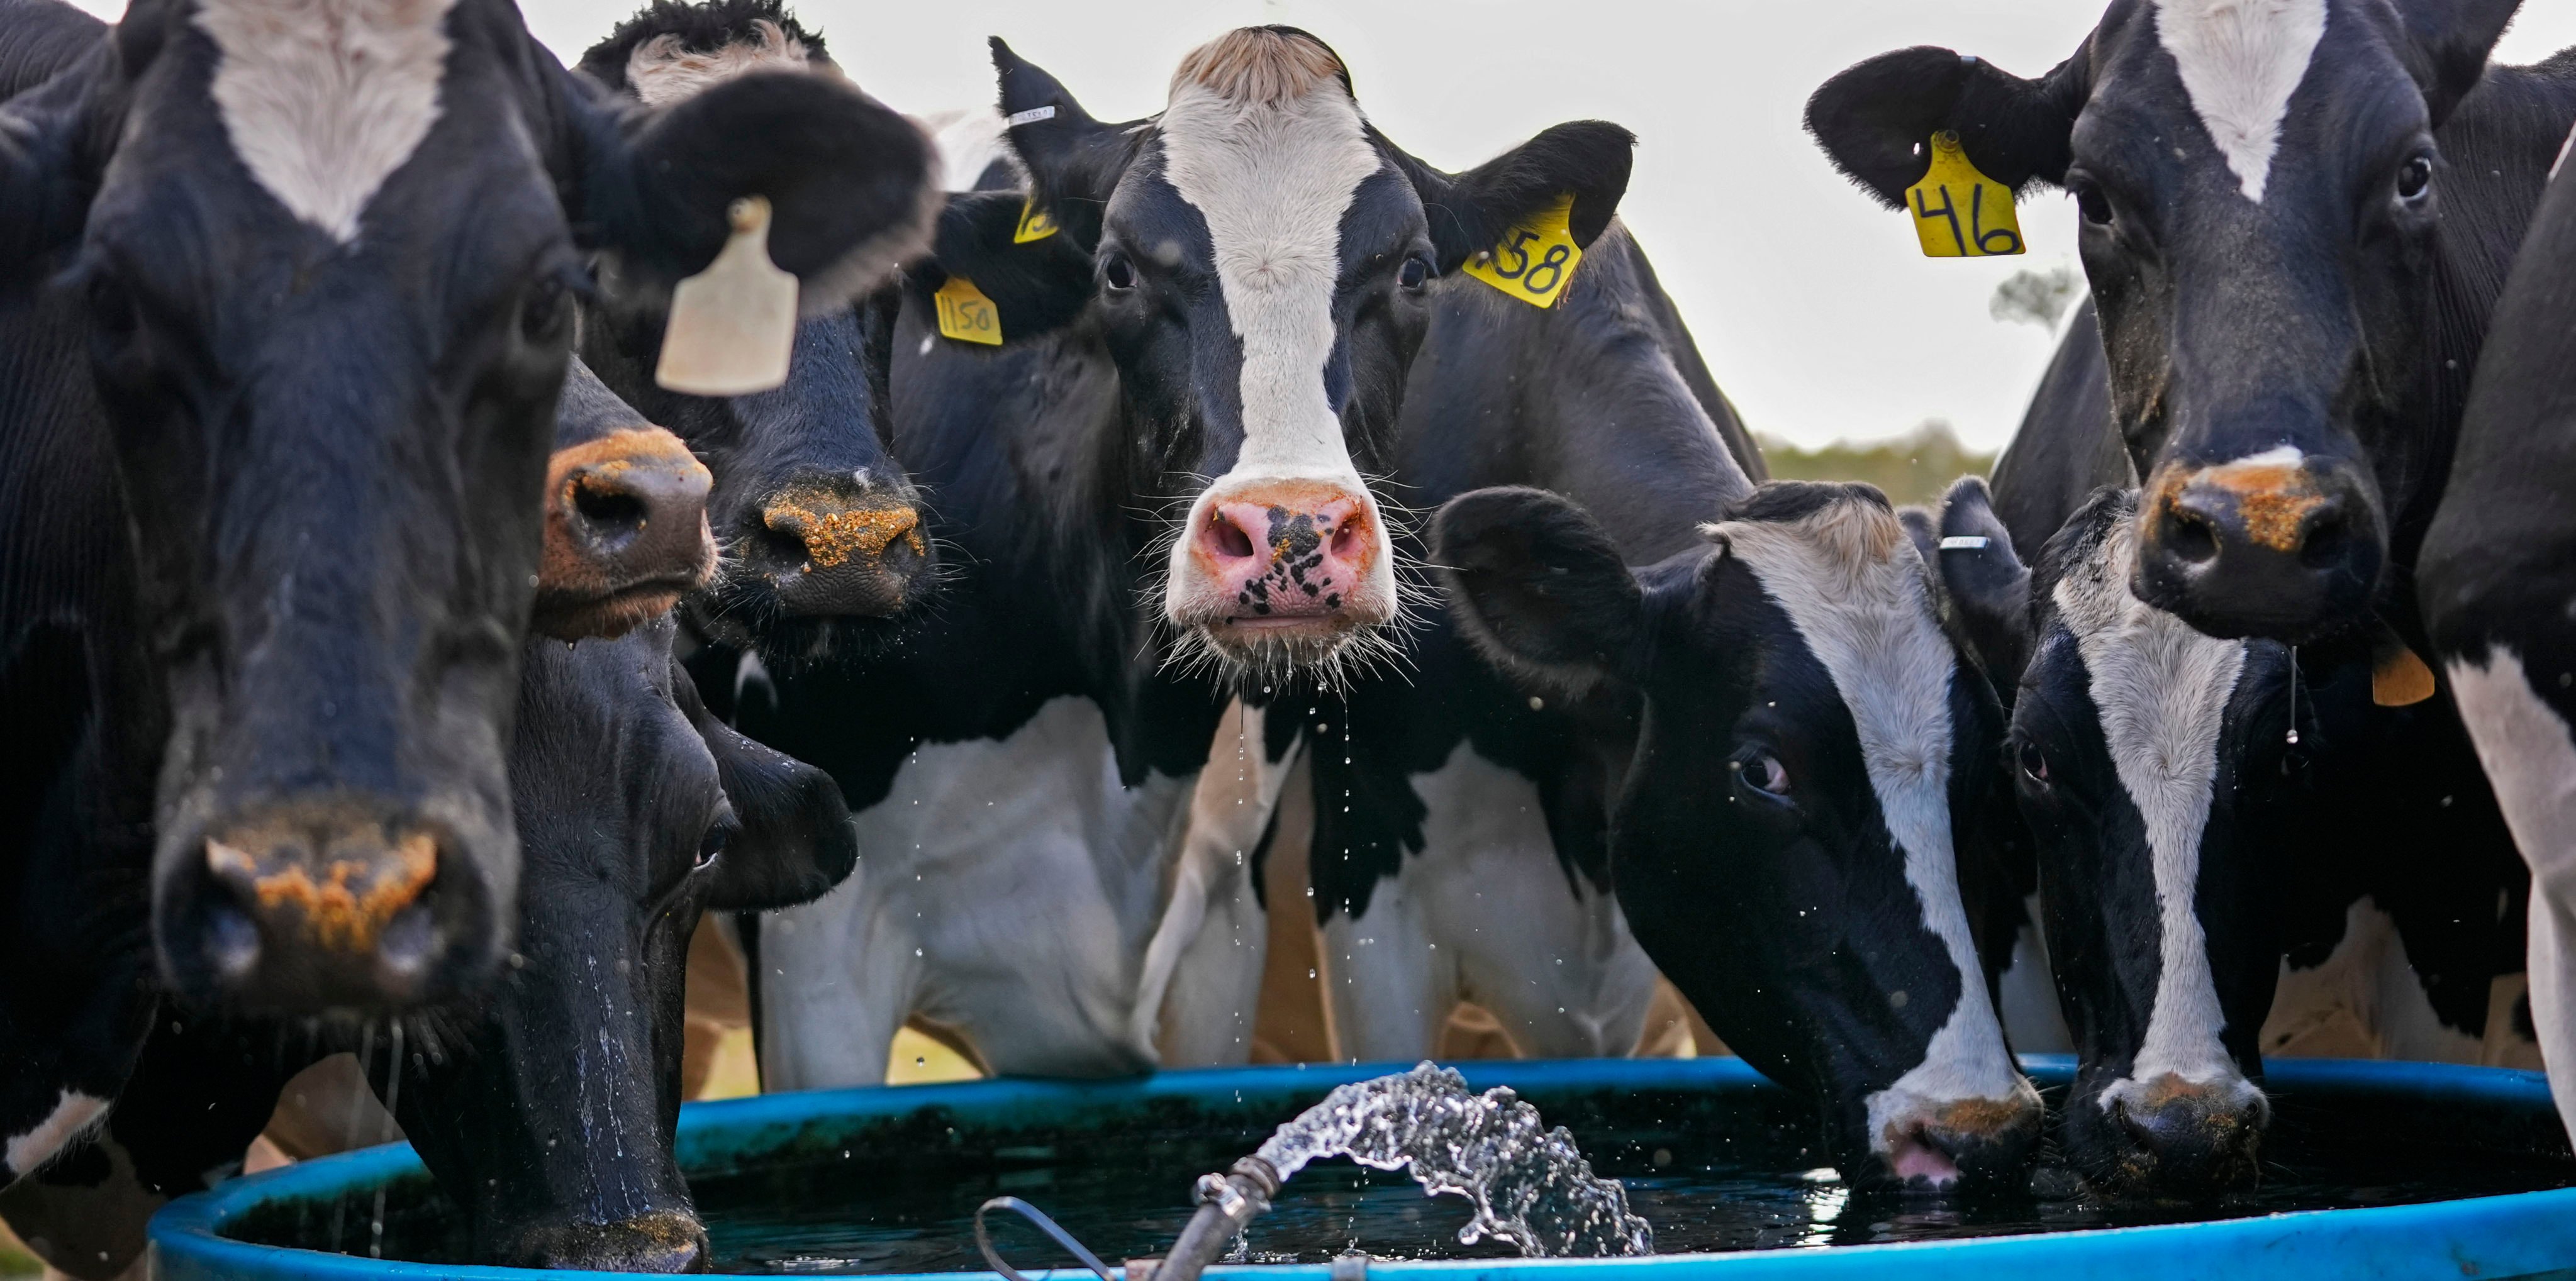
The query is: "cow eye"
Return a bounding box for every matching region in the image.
[1102,254,1137,292]
[2396,153,2434,202]
[1733,751,1791,799]
[694,820,734,870]
[2017,740,2049,785]
[2071,179,2114,227]
[520,275,569,345]
[1398,255,1430,291]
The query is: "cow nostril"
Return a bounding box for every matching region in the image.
[1330,519,1367,563]
[1208,513,1256,560]
[2299,509,2350,569]
[2163,507,2221,565]
[572,479,649,534]
[206,903,261,980]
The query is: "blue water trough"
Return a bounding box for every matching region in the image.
[149,1057,2576,1281]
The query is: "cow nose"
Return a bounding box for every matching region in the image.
[2107,1075,2267,1197]
[536,428,716,640]
[2133,454,2380,642]
[1881,1087,2044,1190]
[515,1211,708,1273]
[750,482,931,618]
[1194,491,1382,624]
[178,805,491,1011]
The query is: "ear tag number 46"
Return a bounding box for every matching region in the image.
[1909,131,2023,258]
[935,276,1003,346]
[1465,194,1582,308]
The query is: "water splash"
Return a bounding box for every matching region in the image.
[1251,1063,1651,1258]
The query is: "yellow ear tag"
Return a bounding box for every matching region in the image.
[1463,193,1583,309]
[2372,637,2438,707]
[934,276,1003,346]
[656,196,798,396]
[1908,131,2025,258]
[1013,198,1058,244]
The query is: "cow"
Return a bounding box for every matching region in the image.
[571,0,944,665]
[533,358,718,641]
[0,0,936,1036]
[742,26,1644,1087]
[1807,2,2576,651]
[2419,131,2576,1145]
[1939,474,2530,1198]
[1431,480,2044,1191]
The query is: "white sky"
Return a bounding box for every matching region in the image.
[62,0,2576,450]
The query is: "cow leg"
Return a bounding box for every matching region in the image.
[757,870,919,1092]
[1446,859,1658,1061]
[1320,877,1453,1062]
[2447,651,2576,1136]
[1143,704,1300,1067]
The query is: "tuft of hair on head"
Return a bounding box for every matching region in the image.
[1169,25,1352,106]
[1704,480,1902,567]
[578,0,835,104]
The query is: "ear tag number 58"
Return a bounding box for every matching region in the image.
[1909,131,2024,258]
[1464,194,1583,308]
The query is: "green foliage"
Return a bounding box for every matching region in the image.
[1756,421,1994,509]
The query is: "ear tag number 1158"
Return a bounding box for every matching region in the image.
[1909,131,2024,258]
[1464,194,1583,308]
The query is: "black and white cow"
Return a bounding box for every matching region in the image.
[0,0,933,1026]
[1943,477,2530,1197]
[2419,131,2576,1144]
[572,1,944,664]
[0,0,930,1179]
[3,610,857,1275]
[1434,481,2043,1190]
[533,357,718,641]
[1289,187,1769,1062]
[1809,1,2576,647]
[744,26,1642,1085]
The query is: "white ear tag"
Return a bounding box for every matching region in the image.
[655,196,798,396]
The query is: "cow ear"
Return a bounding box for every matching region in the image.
[1934,475,2035,693]
[1435,486,1648,693]
[915,189,1099,341]
[1897,505,1943,569]
[991,37,1136,253]
[1394,122,1635,274]
[1806,46,2087,210]
[0,52,114,282]
[569,65,940,311]
[2395,0,2521,126]
[669,661,857,911]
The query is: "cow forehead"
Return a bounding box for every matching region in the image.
[192,0,459,245]
[2148,0,2329,204]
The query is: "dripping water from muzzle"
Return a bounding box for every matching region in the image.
[978,1063,1651,1281]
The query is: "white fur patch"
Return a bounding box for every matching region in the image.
[914,106,1017,193]
[1717,507,2035,1151]
[2055,518,2259,1112]
[2154,0,2329,203]
[2448,648,2576,1134]
[194,0,459,243]
[626,19,815,109]
[4,1089,108,1178]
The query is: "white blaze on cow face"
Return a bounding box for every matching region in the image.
[1717,501,2039,1178]
[1156,36,1397,658]
[194,0,460,244]
[2056,517,2267,1117]
[2154,0,2329,203]
[4,1089,108,1178]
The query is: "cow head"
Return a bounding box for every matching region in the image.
[1941,482,2291,1197]
[926,28,1632,685]
[1808,0,2523,643]
[533,357,716,641]
[0,0,932,1013]
[574,1,942,663]
[1437,482,2042,1190]
[394,614,856,1270]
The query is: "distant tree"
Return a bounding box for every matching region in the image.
[1756,420,1995,508]
[1990,264,2080,329]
